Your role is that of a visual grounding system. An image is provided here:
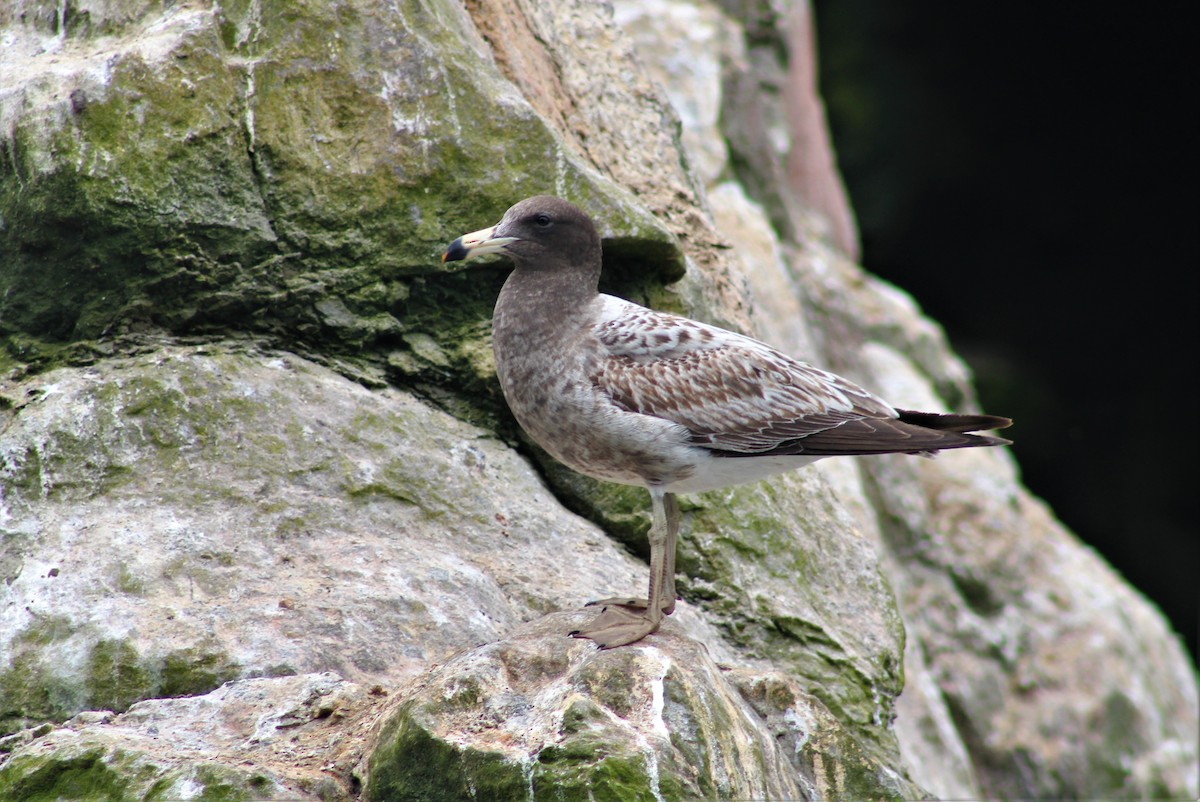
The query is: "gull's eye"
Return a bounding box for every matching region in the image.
[534,213,552,227]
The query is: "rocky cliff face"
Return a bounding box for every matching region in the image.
[1,1,1195,800]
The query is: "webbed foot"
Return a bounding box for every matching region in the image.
[569,605,662,649]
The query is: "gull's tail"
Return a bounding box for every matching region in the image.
[896,409,1012,436]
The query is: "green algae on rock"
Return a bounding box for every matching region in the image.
[0,0,679,383]
[365,614,923,801]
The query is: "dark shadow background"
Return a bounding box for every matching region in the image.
[812,1,1196,660]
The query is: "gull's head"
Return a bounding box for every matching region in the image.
[441,196,600,270]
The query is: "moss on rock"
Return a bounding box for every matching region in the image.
[1,0,681,404]
[0,735,294,802]
[534,748,677,802]
[86,640,153,714]
[159,649,242,699]
[0,748,129,802]
[0,615,242,734]
[0,651,77,736]
[368,700,681,802]
[367,706,530,802]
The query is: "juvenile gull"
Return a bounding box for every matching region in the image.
[443,196,1011,648]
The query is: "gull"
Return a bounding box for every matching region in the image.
[443,196,1011,648]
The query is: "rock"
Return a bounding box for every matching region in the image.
[0,672,370,801]
[1,0,1196,800]
[0,346,654,726]
[0,0,676,358]
[366,613,920,800]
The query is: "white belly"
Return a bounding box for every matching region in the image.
[660,451,827,495]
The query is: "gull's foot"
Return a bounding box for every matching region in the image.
[569,605,661,649]
[585,596,677,615]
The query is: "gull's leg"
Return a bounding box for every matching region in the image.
[585,491,680,616]
[659,491,679,615]
[571,488,672,648]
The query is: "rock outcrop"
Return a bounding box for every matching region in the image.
[2,1,1195,800]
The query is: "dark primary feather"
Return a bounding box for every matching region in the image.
[895,409,1012,434]
[703,413,1011,458]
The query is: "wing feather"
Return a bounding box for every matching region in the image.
[589,297,900,454]
[588,295,1010,458]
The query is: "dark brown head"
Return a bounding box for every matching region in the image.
[442,196,601,277]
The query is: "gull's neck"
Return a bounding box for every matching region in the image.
[493,260,601,343]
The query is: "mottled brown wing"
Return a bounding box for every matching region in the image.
[590,297,901,454]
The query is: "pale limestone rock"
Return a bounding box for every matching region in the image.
[0,347,653,705]
[366,613,921,800]
[0,673,369,801]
